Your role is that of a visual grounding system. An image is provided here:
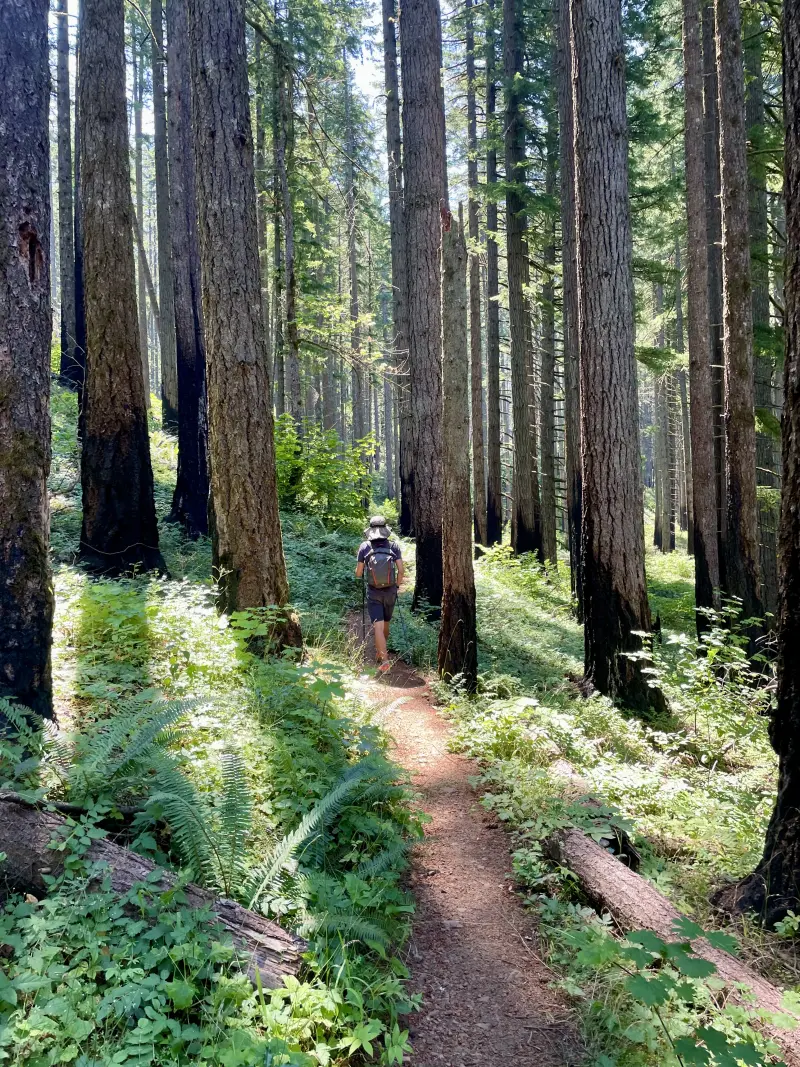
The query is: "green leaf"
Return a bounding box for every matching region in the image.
[625,973,671,1006]
[620,945,657,969]
[673,1037,711,1065]
[626,930,667,955]
[671,952,717,979]
[672,916,703,941]
[164,980,195,1010]
[0,971,16,1008]
[704,930,739,954]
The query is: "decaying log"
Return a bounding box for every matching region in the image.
[544,827,800,1064]
[0,798,304,988]
[549,759,641,870]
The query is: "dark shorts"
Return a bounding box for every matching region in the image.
[367,586,398,623]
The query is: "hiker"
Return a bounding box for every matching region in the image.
[355,515,404,673]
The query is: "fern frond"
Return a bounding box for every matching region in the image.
[148,757,218,886]
[355,841,410,881]
[298,909,392,947]
[243,760,379,910]
[215,751,252,897]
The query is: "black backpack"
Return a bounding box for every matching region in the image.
[364,540,398,589]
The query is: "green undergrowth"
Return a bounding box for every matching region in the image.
[429,543,792,1065]
[3,387,422,1066]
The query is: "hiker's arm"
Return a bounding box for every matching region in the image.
[396,560,404,585]
[355,561,365,578]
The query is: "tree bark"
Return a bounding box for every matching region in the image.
[56,0,80,392]
[438,210,478,690]
[557,0,583,616]
[78,0,163,575]
[682,0,721,620]
[674,234,695,553]
[0,798,304,988]
[166,0,209,538]
[188,0,300,646]
[400,0,446,611]
[0,0,53,719]
[715,0,764,628]
[465,0,487,550]
[254,37,271,348]
[132,37,151,406]
[540,98,558,567]
[276,52,302,433]
[485,0,503,547]
[272,54,285,419]
[571,0,664,716]
[382,0,413,536]
[653,376,665,550]
[717,2,800,926]
[505,0,542,559]
[73,44,87,418]
[344,60,364,447]
[703,1,728,580]
[151,0,179,429]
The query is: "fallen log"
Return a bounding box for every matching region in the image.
[544,827,800,1064]
[0,798,304,989]
[549,759,641,870]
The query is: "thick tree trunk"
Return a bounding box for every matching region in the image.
[715,0,764,628]
[571,0,664,716]
[485,0,503,547]
[703,1,728,580]
[254,38,271,346]
[166,0,209,538]
[718,4,800,926]
[438,210,478,690]
[0,0,54,719]
[682,0,720,619]
[0,799,303,987]
[188,0,300,645]
[132,39,151,407]
[504,0,542,559]
[382,0,413,536]
[674,234,695,553]
[73,51,87,419]
[744,22,778,620]
[400,0,446,611]
[78,0,163,576]
[276,57,302,433]
[540,101,558,568]
[272,65,285,419]
[557,0,583,616]
[151,0,179,429]
[56,0,79,391]
[465,0,487,550]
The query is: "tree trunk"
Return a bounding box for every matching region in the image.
[0,0,54,719]
[132,37,151,407]
[254,37,271,346]
[653,377,664,550]
[717,1,800,926]
[703,1,727,581]
[382,0,413,536]
[504,0,542,559]
[682,0,721,620]
[400,0,446,611]
[165,0,209,538]
[571,0,664,716]
[465,0,487,549]
[485,0,503,547]
[715,0,764,628]
[188,0,300,646]
[0,798,304,987]
[272,62,285,419]
[74,44,87,422]
[540,99,558,567]
[78,0,163,575]
[674,233,695,553]
[276,53,302,433]
[151,0,179,429]
[56,0,79,392]
[344,60,364,447]
[556,0,583,616]
[438,209,478,689]
[744,21,778,621]
[384,369,395,499]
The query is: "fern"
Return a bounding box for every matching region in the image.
[215,751,253,897]
[298,910,392,948]
[243,759,380,910]
[355,840,410,881]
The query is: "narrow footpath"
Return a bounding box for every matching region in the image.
[350,619,582,1067]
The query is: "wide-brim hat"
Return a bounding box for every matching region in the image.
[366,515,392,540]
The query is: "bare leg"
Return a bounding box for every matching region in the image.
[384,621,391,652]
[373,620,388,662]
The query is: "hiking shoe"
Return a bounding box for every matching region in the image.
[377,660,392,674]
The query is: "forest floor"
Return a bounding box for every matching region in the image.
[349,613,583,1067]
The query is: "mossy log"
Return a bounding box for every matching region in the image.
[543,826,800,1064]
[0,798,304,988]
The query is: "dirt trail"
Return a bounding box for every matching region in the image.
[350,619,582,1067]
